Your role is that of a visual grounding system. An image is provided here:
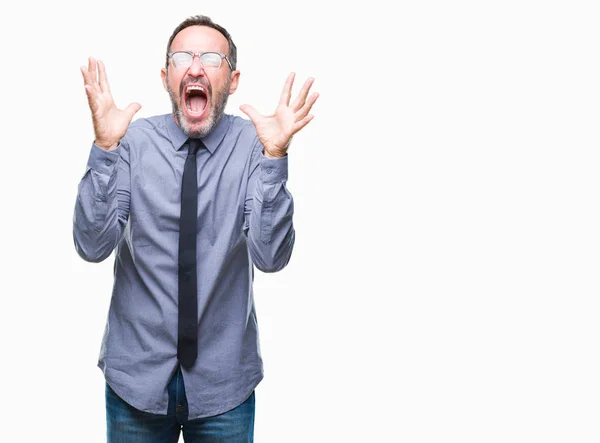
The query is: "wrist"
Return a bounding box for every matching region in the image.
[263,149,286,159]
[95,140,119,151]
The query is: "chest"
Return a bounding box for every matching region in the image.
[129,143,249,245]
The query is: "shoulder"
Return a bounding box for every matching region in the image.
[120,114,172,151]
[227,114,258,139]
[126,114,169,135]
[224,114,261,153]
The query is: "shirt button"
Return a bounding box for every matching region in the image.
[266,168,272,174]
[99,195,107,202]
[105,159,112,166]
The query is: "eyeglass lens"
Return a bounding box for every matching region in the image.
[171,52,222,69]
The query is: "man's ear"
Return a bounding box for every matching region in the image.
[161,67,168,92]
[228,70,241,95]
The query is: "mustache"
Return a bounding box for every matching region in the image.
[180,79,212,97]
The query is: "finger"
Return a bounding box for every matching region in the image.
[291,77,315,112]
[90,57,102,91]
[295,92,319,122]
[83,85,100,114]
[278,72,295,106]
[81,65,99,96]
[98,60,111,94]
[83,84,93,102]
[239,104,262,126]
[80,65,89,85]
[85,57,100,94]
[292,114,314,133]
[88,57,97,85]
[81,64,91,87]
[124,102,142,120]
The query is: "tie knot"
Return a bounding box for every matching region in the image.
[187,139,201,156]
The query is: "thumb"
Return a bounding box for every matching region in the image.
[125,102,142,120]
[239,104,261,125]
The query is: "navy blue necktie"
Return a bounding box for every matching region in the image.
[177,138,203,368]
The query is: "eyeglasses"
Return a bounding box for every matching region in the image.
[167,51,233,71]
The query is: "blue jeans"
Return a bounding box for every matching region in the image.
[106,366,255,442]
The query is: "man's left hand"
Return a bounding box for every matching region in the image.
[240,73,319,159]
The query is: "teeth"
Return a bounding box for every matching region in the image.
[186,85,205,92]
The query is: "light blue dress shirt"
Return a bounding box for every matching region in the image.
[72,112,294,419]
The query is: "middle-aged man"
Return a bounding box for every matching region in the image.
[73,14,318,442]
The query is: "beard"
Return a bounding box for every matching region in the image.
[167,74,231,139]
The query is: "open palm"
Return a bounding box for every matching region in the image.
[240,73,319,158]
[81,57,141,150]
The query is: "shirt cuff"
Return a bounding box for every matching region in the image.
[260,152,288,183]
[87,143,121,176]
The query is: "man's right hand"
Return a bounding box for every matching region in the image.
[81,57,141,151]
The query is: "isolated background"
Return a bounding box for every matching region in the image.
[1,0,599,441]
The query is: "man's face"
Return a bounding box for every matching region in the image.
[161,25,240,138]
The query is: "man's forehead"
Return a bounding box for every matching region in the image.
[171,25,228,52]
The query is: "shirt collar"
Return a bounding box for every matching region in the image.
[166,113,231,154]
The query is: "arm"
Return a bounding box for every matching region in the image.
[239,72,318,272]
[244,139,295,272]
[73,56,140,262]
[73,139,130,262]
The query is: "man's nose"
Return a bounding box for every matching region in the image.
[188,55,205,77]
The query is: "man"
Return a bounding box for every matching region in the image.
[73,14,318,442]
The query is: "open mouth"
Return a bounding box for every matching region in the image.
[184,84,208,118]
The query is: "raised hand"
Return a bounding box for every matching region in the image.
[240,73,319,158]
[80,57,141,150]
